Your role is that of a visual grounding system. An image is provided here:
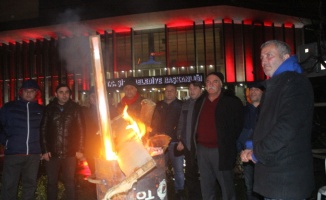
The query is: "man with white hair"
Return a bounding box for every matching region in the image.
[193,72,244,200]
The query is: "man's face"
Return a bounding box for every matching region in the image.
[189,84,202,100]
[123,85,137,99]
[21,89,37,102]
[164,85,177,102]
[55,87,71,105]
[249,87,263,104]
[205,74,222,96]
[260,43,289,77]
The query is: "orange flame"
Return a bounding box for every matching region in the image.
[122,106,146,140]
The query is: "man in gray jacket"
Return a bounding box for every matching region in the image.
[176,81,203,200]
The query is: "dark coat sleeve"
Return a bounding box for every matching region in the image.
[253,74,314,165]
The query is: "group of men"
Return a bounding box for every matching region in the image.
[0,39,315,200]
[132,40,314,200]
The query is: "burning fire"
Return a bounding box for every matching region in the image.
[122,106,146,140]
[102,106,147,161]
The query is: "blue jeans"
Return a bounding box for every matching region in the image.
[166,142,185,191]
[1,154,40,200]
[45,156,77,200]
[197,144,236,200]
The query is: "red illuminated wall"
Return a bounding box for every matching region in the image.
[223,19,236,83]
[243,21,254,82]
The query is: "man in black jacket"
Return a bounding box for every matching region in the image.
[40,84,85,200]
[151,84,184,199]
[193,72,244,200]
[0,79,43,200]
[241,40,314,199]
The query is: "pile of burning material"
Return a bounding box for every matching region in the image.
[89,104,171,200]
[88,35,170,200]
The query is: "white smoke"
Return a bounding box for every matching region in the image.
[56,9,93,73]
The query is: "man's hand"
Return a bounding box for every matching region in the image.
[240,149,255,163]
[41,152,51,161]
[176,141,184,151]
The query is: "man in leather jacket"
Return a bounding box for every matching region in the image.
[40,84,85,200]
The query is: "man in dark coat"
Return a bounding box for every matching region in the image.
[0,79,43,200]
[40,84,85,200]
[241,40,315,199]
[193,72,244,200]
[236,82,264,200]
[151,84,184,199]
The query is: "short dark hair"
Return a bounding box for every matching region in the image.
[189,81,203,88]
[165,84,176,89]
[55,84,72,94]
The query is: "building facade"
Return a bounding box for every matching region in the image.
[0,5,308,106]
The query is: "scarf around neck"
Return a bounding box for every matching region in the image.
[121,92,140,106]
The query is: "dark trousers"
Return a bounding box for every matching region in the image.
[197,144,236,200]
[184,148,202,200]
[45,156,76,200]
[1,154,40,200]
[243,162,261,200]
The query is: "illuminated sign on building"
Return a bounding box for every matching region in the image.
[107,73,204,89]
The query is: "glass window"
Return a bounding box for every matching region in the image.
[116,32,132,74]
[134,29,166,77]
[168,26,195,74]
